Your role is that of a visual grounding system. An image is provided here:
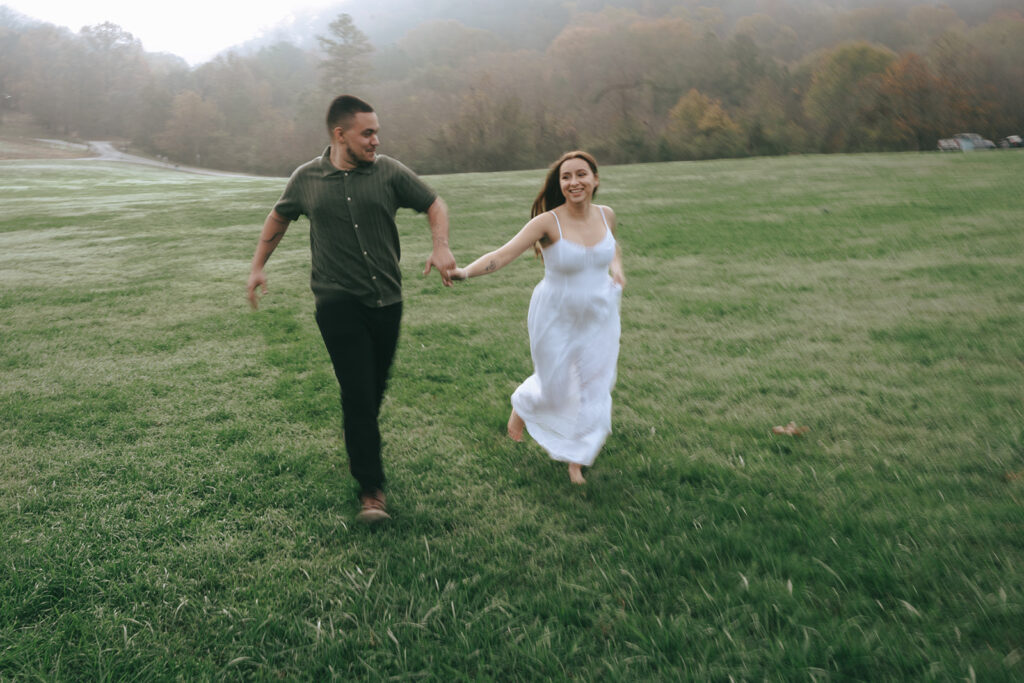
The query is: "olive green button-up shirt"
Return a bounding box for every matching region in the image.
[274,148,437,308]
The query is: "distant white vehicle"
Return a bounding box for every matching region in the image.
[938,133,996,151]
[999,135,1022,148]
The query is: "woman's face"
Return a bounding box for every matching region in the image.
[559,157,598,204]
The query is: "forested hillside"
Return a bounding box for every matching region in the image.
[1,0,1021,175]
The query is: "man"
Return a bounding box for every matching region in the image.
[247,94,455,523]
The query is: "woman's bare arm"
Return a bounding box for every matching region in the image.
[451,214,555,280]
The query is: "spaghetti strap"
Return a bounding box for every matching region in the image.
[551,211,563,238]
[597,205,610,230]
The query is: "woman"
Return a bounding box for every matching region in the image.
[451,151,625,484]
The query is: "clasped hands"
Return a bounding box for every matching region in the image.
[423,247,457,287]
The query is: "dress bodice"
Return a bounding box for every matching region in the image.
[541,207,616,287]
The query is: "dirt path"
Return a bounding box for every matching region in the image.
[84,141,255,177]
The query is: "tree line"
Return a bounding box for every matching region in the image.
[1,1,1021,176]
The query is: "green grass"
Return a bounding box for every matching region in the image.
[1,151,1022,680]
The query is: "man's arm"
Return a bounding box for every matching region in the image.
[247,209,292,309]
[422,197,456,287]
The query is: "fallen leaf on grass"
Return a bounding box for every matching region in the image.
[772,421,810,436]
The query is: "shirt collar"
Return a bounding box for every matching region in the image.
[319,146,376,176]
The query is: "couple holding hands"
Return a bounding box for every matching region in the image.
[247,95,625,522]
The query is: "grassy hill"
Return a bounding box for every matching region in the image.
[1,151,1022,679]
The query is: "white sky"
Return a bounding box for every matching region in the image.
[4,0,341,65]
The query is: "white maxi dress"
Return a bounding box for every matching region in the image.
[511,207,622,467]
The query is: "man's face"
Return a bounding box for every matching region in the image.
[336,111,380,167]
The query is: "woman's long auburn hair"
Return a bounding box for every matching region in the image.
[530,150,600,257]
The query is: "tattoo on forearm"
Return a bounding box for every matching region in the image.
[484,260,497,273]
[262,230,286,244]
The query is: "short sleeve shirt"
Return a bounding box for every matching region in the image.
[274,149,437,308]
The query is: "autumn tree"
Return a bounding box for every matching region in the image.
[426,81,531,173]
[877,53,946,150]
[546,9,650,146]
[803,42,897,152]
[77,23,148,137]
[740,74,812,157]
[155,90,224,166]
[546,10,698,163]
[13,24,83,135]
[966,11,1024,136]
[195,54,268,134]
[662,88,744,161]
[927,31,998,135]
[317,13,374,95]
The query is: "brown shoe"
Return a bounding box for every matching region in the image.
[357,490,390,523]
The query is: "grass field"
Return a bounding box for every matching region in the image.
[1,150,1022,680]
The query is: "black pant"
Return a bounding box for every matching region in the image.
[315,299,403,495]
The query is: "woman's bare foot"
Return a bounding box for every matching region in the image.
[507,409,525,442]
[568,463,586,485]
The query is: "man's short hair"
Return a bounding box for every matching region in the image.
[326,95,374,134]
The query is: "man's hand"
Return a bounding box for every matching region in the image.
[247,210,291,310]
[424,198,454,286]
[247,269,268,309]
[423,247,456,287]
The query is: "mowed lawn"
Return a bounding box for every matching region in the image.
[1,150,1022,680]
